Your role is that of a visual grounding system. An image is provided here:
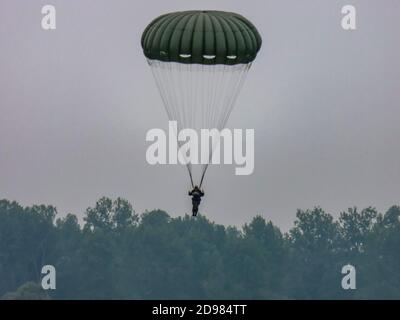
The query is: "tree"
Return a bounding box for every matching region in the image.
[1,197,400,299]
[286,208,342,299]
[2,282,50,300]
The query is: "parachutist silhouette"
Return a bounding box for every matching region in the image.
[189,186,204,217]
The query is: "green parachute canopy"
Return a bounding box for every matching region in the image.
[141,10,262,65]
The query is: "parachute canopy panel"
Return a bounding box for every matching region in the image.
[141,10,262,65]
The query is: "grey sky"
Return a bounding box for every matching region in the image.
[1,0,399,230]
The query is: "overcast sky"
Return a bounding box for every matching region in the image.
[1,0,399,230]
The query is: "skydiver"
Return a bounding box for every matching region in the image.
[188,186,204,217]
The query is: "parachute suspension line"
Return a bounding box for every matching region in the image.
[149,61,174,121]
[202,64,226,180]
[188,165,195,189]
[201,64,219,182]
[218,63,251,130]
[200,64,227,186]
[148,60,251,187]
[184,62,193,182]
[199,164,208,189]
[200,63,251,186]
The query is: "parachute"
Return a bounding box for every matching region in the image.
[141,10,262,213]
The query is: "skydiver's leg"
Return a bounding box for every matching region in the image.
[192,205,198,216]
[193,200,199,216]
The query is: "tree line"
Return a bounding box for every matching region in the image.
[0,198,399,299]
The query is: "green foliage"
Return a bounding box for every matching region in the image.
[2,282,50,300]
[0,198,399,299]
